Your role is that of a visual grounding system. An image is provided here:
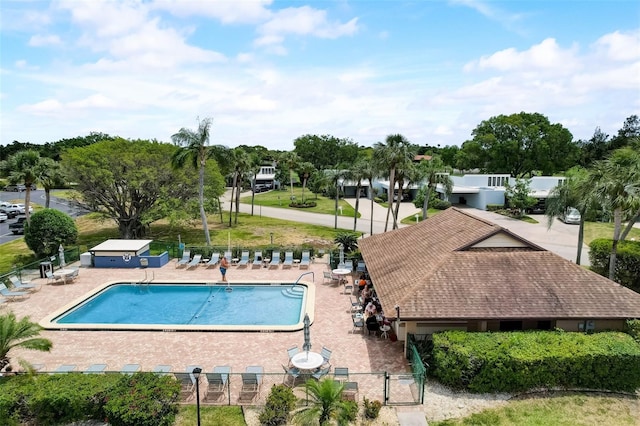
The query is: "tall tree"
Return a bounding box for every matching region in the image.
[63,139,197,238]
[248,153,263,216]
[373,134,414,232]
[231,148,251,225]
[417,155,454,219]
[278,151,300,200]
[588,148,640,280]
[345,158,368,232]
[35,157,65,208]
[293,134,359,171]
[171,117,215,245]
[578,127,610,167]
[0,312,52,372]
[458,112,578,177]
[1,150,41,222]
[323,169,344,229]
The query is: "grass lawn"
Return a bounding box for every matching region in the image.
[400,209,441,225]
[431,393,639,426]
[239,188,359,218]
[175,405,246,426]
[584,221,640,245]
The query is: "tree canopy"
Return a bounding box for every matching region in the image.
[456,112,578,177]
[293,134,359,171]
[62,138,202,239]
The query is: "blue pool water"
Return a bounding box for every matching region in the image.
[54,283,305,327]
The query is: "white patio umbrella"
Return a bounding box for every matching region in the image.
[339,246,344,266]
[302,313,311,352]
[58,244,66,268]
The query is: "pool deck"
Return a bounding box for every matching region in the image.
[5,258,411,404]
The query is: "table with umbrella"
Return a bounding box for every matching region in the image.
[290,314,324,374]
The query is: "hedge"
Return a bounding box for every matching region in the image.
[589,239,640,291]
[431,330,640,393]
[0,372,179,426]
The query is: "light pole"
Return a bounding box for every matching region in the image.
[192,367,202,426]
[270,232,274,245]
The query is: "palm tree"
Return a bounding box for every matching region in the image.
[230,148,251,225]
[171,117,214,245]
[294,378,349,425]
[0,312,52,372]
[358,160,379,236]
[278,151,300,200]
[545,167,595,265]
[3,150,41,222]
[35,157,65,208]
[209,144,232,224]
[417,155,454,219]
[588,148,640,280]
[345,158,368,232]
[324,169,344,229]
[373,134,413,232]
[248,154,262,216]
[296,161,316,204]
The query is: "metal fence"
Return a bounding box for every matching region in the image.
[406,333,429,404]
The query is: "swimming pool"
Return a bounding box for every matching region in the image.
[40,281,315,332]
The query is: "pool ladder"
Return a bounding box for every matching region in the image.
[140,270,154,284]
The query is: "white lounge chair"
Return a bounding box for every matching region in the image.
[300,251,311,269]
[237,251,250,267]
[176,250,191,268]
[0,283,28,300]
[187,254,202,269]
[252,251,263,269]
[8,275,39,292]
[206,253,220,268]
[282,251,294,268]
[205,366,231,400]
[269,251,281,269]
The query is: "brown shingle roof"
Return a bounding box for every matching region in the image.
[359,208,640,320]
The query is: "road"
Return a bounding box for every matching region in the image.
[0,190,89,244]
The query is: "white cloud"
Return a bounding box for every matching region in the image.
[152,0,273,24]
[28,34,62,47]
[256,6,358,47]
[592,29,640,61]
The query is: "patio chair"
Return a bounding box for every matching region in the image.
[252,251,263,269]
[205,366,231,400]
[66,269,79,282]
[269,251,281,269]
[320,346,332,364]
[334,367,349,382]
[282,364,300,387]
[176,250,191,268]
[352,315,364,333]
[287,345,299,361]
[323,271,339,285]
[206,253,220,268]
[187,254,202,269]
[237,251,250,267]
[343,281,353,295]
[8,275,39,292]
[312,365,331,380]
[282,251,294,268]
[300,251,311,269]
[349,296,363,313]
[45,270,63,285]
[240,366,263,402]
[0,283,28,301]
[83,364,107,374]
[356,261,367,273]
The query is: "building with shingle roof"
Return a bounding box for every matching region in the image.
[359,207,640,342]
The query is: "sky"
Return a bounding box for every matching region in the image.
[1,0,639,150]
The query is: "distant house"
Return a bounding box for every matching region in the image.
[359,208,640,345]
[253,163,278,189]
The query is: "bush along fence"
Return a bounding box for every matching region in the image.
[589,238,640,291]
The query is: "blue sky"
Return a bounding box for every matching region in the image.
[1,0,638,150]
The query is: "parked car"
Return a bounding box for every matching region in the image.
[0,202,21,219]
[0,212,7,222]
[9,216,27,234]
[4,184,26,192]
[560,207,581,224]
[9,204,33,214]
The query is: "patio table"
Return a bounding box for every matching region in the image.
[291,351,324,372]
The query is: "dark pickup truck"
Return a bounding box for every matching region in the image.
[9,217,26,234]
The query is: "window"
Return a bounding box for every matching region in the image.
[488,177,492,186]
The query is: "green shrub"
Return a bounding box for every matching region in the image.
[363,398,382,419]
[102,372,180,426]
[589,239,640,291]
[431,198,452,210]
[626,319,640,343]
[258,384,297,426]
[486,204,504,211]
[24,209,78,257]
[289,202,317,208]
[431,330,640,393]
[338,399,358,424]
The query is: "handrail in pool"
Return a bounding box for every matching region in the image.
[293,272,314,288]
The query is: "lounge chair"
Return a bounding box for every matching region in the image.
[282,251,294,268]
[252,251,263,269]
[300,251,311,269]
[187,254,202,269]
[121,364,140,375]
[0,283,28,300]
[8,275,39,292]
[53,364,77,374]
[153,365,172,375]
[205,366,231,400]
[240,366,263,402]
[356,261,367,273]
[224,250,232,261]
[206,253,220,268]
[269,251,281,269]
[84,364,107,374]
[176,250,191,268]
[237,251,250,267]
[174,372,196,400]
